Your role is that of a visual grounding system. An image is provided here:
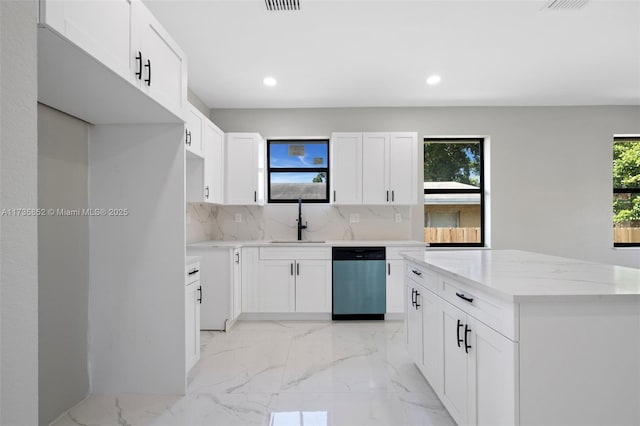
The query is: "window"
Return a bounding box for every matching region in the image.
[267,139,330,203]
[423,138,484,246]
[613,137,640,247]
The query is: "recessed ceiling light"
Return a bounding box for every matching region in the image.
[263,76,277,87]
[426,75,441,86]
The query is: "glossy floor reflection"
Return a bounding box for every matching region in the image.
[53,321,455,426]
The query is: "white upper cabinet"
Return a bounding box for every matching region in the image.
[363,132,417,205]
[388,133,417,205]
[40,0,133,81]
[185,104,204,157]
[331,132,417,206]
[203,120,225,204]
[39,0,186,123]
[185,103,224,204]
[226,133,265,205]
[331,133,362,204]
[131,0,187,118]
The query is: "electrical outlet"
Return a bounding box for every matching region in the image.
[349,214,360,223]
[395,213,402,223]
[234,213,242,223]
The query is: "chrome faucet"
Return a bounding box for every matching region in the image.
[297,197,307,241]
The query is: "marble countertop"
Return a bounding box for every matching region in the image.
[187,240,426,249]
[402,249,640,301]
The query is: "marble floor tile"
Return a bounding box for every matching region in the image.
[52,321,455,426]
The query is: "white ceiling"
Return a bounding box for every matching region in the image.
[143,0,640,109]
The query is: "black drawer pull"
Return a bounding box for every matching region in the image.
[411,269,422,276]
[456,292,474,303]
[464,324,472,353]
[188,269,199,275]
[144,59,151,86]
[457,319,463,348]
[197,286,202,304]
[414,290,420,309]
[135,51,142,79]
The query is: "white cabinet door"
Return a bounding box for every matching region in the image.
[441,301,469,426]
[131,0,186,118]
[421,287,443,394]
[185,105,203,157]
[386,260,404,314]
[185,281,200,372]
[258,260,295,312]
[362,133,388,204]
[226,133,264,205]
[406,282,423,367]
[203,121,224,204]
[41,0,133,82]
[470,318,517,426]
[330,133,362,204]
[295,260,331,313]
[388,133,417,205]
[232,249,242,321]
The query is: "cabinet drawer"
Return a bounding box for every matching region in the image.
[260,246,330,260]
[405,262,437,293]
[186,261,200,285]
[439,274,517,340]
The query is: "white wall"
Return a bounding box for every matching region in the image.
[210,106,640,268]
[89,124,186,394]
[37,104,90,425]
[0,1,39,425]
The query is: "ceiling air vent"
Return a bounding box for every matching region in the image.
[544,0,589,10]
[265,0,300,11]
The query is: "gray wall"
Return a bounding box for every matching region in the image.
[210,106,640,268]
[37,104,90,425]
[1,1,39,424]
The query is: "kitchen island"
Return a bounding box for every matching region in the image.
[402,249,640,426]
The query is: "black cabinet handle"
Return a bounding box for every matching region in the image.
[197,286,202,304]
[188,269,199,275]
[387,263,391,276]
[290,263,294,276]
[205,186,210,199]
[333,190,336,202]
[235,252,240,264]
[386,190,389,202]
[296,263,300,276]
[457,319,463,348]
[144,59,151,86]
[456,292,474,304]
[185,129,191,146]
[392,190,395,202]
[464,324,472,353]
[414,290,420,309]
[135,51,142,80]
[411,269,422,277]
[254,191,257,202]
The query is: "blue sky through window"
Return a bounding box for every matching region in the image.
[269,142,328,168]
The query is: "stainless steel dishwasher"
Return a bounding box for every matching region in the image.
[332,247,386,320]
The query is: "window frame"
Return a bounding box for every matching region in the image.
[613,136,640,248]
[423,137,485,247]
[266,138,330,204]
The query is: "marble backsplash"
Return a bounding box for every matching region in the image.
[186,203,413,243]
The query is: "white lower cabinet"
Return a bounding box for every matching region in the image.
[386,245,424,315]
[253,247,331,314]
[185,260,201,372]
[406,260,517,426]
[258,259,331,313]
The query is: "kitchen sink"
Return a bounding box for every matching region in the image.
[270,240,326,244]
